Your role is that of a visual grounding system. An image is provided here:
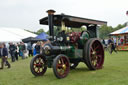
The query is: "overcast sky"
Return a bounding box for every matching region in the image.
[0,0,128,32]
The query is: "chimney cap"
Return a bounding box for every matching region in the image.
[46,9,56,14]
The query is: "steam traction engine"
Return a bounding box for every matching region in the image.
[30,10,107,79]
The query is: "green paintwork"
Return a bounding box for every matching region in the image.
[74,49,83,58]
[66,46,83,59]
[66,45,75,58]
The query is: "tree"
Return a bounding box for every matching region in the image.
[114,24,126,30]
[36,29,45,35]
[99,22,127,39]
[99,25,113,39]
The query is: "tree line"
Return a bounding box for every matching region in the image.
[99,23,127,39]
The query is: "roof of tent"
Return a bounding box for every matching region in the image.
[22,37,42,43]
[0,27,37,42]
[36,32,48,41]
[110,26,128,35]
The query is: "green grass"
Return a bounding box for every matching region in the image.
[0,51,128,85]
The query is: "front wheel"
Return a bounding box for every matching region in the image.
[53,54,70,79]
[30,54,47,76]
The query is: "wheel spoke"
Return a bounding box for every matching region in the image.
[38,67,41,73]
[91,47,94,51]
[57,64,62,68]
[60,58,64,64]
[59,69,64,74]
[95,63,99,67]
[41,59,44,64]
[34,64,38,66]
[96,55,102,58]
[93,43,96,49]
[91,60,95,65]
[96,50,100,54]
[94,45,100,51]
[39,57,41,62]
[35,59,38,63]
[91,56,94,61]
[91,51,93,55]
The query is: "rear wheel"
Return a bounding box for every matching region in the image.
[53,54,70,79]
[84,38,104,70]
[30,54,47,76]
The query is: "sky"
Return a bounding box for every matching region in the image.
[0,0,128,32]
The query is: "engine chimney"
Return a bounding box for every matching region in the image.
[46,10,56,39]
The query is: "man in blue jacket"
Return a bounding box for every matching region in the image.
[108,37,117,54]
[0,43,11,69]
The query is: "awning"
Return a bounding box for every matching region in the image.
[110,26,128,35]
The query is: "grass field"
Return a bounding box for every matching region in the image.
[0,51,128,85]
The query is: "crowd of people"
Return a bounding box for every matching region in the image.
[0,41,50,69]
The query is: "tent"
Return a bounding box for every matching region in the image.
[110,26,128,50]
[110,26,128,35]
[36,32,48,41]
[22,37,42,43]
[0,27,37,42]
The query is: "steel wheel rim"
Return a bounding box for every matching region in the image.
[33,56,46,74]
[56,56,70,77]
[90,40,104,69]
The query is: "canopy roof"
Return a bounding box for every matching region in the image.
[36,32,48,41]
[110,26,128,35]
[0,27,37,42]
[40,14,107,28]
[22,37,42,43]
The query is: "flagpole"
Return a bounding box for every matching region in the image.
[126,11,128,26]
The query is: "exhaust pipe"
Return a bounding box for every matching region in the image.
[46,10,56,40]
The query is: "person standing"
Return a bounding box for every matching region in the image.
[0,43,11,69]
[20,42,26,59]
[108,38,117,54]
[120,38,124,45]
[102,39,105,45]
[9,43,16,62]
[15,44,19,61]
[18,42,22,57]
[35,42,41,55]
[27,42,33,57]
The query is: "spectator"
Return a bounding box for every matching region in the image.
[120,38,124,45]
[102,39,105,45]
[9,43,16,62]
[27,42,33,57]
[0,43,11,69]
[108,38,117,54]
[15,43,19,61]
[18,42,22,57]
[35,42,41,54]
[20,42,26,59]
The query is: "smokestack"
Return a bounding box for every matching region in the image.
[46,9,56,39]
